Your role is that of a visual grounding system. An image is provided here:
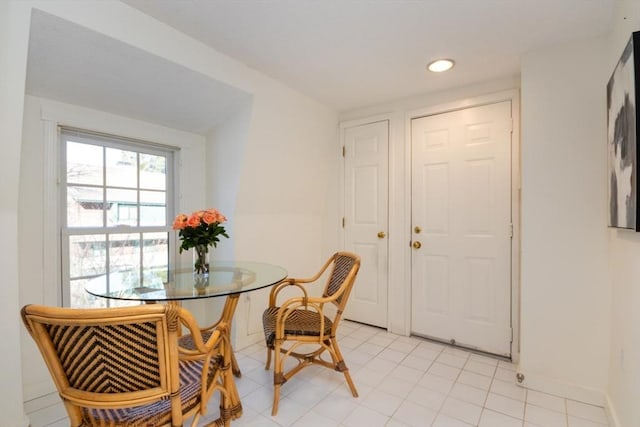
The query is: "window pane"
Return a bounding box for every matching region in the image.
[140,191,166,226]
[69,235,106,278]
[140,153,166,190]
[71,277,140,309]
[113,269,143,289]
[106,188,138,226]
[67,142,103,186]
[67,186,104,227]
[143,232,169,272]
[106,147,137,188]
[70,278,105,308]
[109,233,140,272]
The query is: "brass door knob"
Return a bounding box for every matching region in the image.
[414,226,422,234]
[412,241,422,249]
[377,231,386,239]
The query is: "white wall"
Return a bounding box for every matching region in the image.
[0,1,32,425]
[7,0,339,419]
[230,87,339,348]
[519,38,610,404]
[206,100,254,257]
[605,1,640,426]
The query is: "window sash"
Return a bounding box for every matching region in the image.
[59,127,177,307]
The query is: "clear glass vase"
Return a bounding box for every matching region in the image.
[193,244,210,277]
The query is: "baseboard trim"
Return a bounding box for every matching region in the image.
[516,369,605,406]
[23,380,56,402]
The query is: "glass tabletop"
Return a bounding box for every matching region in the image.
[85,261,287,302]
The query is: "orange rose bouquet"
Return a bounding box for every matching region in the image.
[172,208,229,274]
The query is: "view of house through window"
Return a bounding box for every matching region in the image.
[61,128,175,308]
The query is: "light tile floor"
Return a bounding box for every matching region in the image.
[26,321,610,427]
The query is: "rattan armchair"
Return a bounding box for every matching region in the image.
[262,251,361,415]
[21,303,233,427]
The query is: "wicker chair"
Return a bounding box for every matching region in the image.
[21,303,233,427]
[262,251,361,415]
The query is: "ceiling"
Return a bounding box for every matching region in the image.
[121,0,617,111]
[26,10,251,135]
[25,1,617,135]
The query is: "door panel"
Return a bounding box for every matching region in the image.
[343,120,389,328]
[423,163,449,233]
[411,102,512,357]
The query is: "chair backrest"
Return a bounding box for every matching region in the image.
[322,251,361,310]
[21,303,184,424]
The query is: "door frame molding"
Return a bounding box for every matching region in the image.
[404,89,521,361]
[337,89,521,361]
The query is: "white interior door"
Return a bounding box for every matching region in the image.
[411,101,512,357]
[343,120,389,328]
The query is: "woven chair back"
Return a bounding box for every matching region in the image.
[322,252,360,309]
[47,321,164,393]
[21,304,180,411]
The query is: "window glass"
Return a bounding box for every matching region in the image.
[140,153,166,190]
[66,142,103,186]
[106,147,137,188]
[67,186,104,227]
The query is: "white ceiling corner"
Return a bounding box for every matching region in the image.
[25,1,617,130]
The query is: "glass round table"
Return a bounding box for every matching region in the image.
[85,261,288,302]
[85,261,287,421]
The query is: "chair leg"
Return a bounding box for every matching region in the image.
[272,383,282,416]
[205,380,232,427]
[231,346,242,378]
[271,340,284,416]
[342,370,359,397]
[330,337,359,397]
[204,417,228,427]
[265,346,272,370]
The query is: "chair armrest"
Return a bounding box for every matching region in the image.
[189,318,224,336]
[278,294,333,311]
[268,278,309,307]
[268,256,336,306]
[178,308,228,359]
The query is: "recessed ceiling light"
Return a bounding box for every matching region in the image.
[427,59,455,73]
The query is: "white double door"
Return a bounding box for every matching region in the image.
[342,101,513,357]
[411,101,513,357]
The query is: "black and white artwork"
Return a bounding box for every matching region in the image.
[608,31,640,230]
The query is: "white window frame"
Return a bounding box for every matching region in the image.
[39,101,209,309]
[59,127,177,307]
[41,123,181,306]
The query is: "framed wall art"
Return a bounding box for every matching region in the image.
[608,31,640,230]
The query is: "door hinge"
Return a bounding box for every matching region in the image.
[342,146,346,157]
[510,328,514,343]
[342,217,345,228]
[509,223,514,238]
